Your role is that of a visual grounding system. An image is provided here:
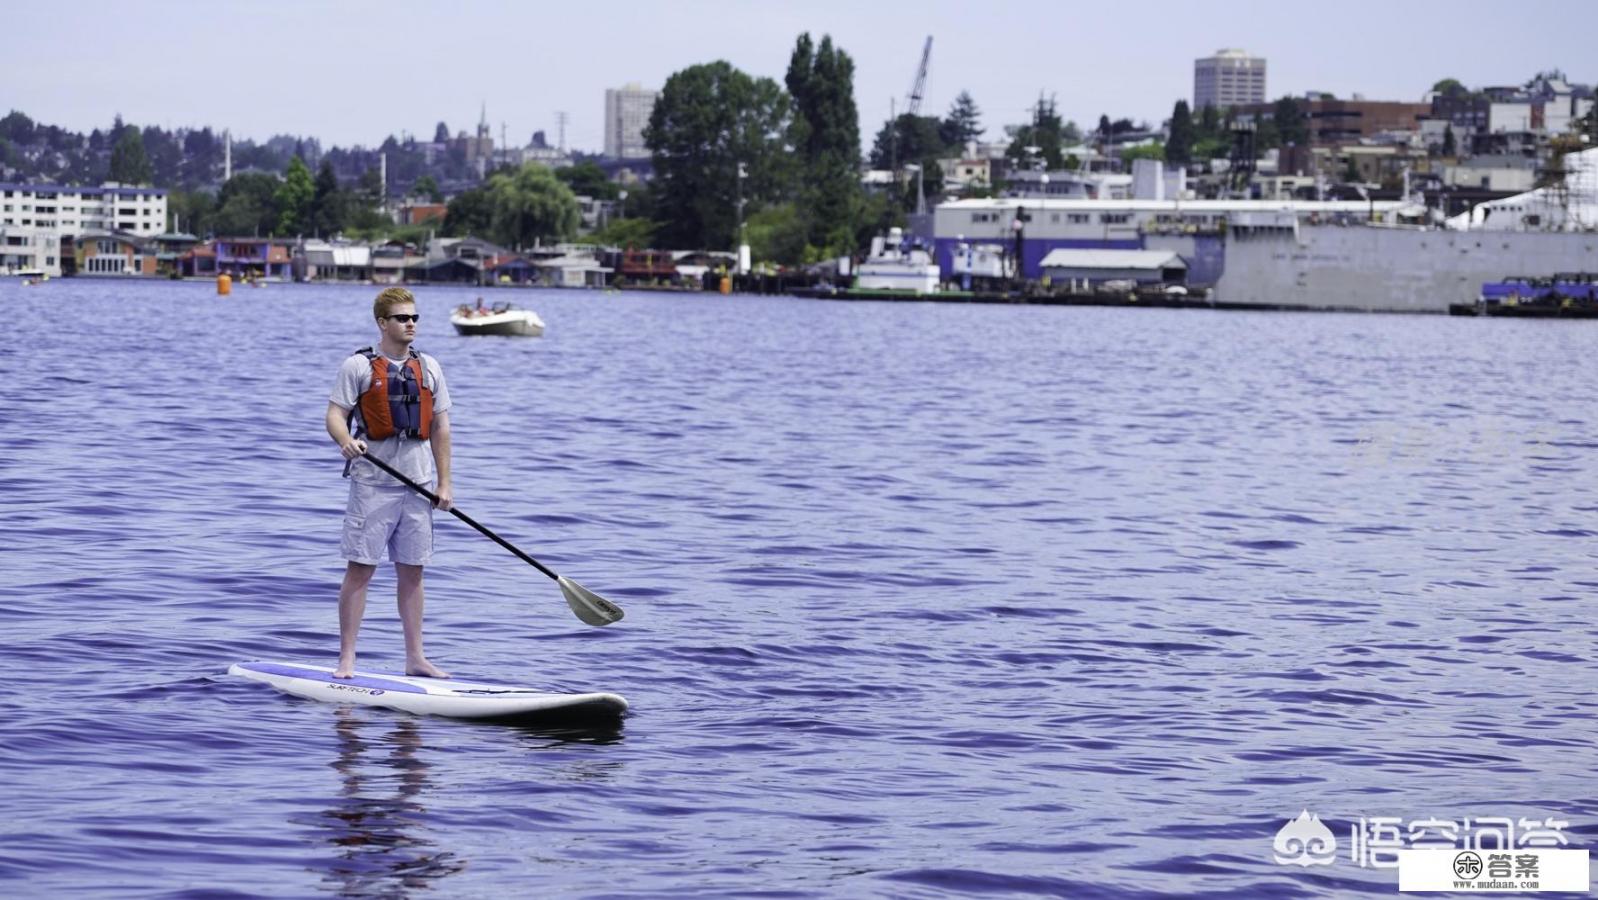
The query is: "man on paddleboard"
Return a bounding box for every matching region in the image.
[325,287,453,679]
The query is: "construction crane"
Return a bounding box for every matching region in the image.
[890,36,933,217]
[906,36,932,117]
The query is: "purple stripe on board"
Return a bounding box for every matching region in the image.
[237,661,429,694]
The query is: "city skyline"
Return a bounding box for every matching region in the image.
[4,0,1593,154]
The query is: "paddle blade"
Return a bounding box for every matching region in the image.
[558,576,625,626]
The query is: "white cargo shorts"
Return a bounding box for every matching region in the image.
[341,478,435,566]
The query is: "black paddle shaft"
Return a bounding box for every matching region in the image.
[357,452,560,583]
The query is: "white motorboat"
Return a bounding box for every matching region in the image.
[853,227,941,294]
[450,301,545,337]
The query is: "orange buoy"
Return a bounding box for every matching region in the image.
[217,273,232,296]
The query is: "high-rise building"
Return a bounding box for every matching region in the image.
[604,83,660,159]
[1194,49,1267,110]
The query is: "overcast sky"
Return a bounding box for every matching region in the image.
[6,0,1591,152]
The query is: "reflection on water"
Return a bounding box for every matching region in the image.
[502,720,627,751]
[318,709,465,897]
[504,720,629,785]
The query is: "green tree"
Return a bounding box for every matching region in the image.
[786,33,863,257]
[485,163,580,247]
[444,186,494,236]
[0,111,36,145]
[588,216,659,249]
[1255,116,1281,151]
[109,126,154,185]
[344,167,392,233]
[868,114,946,170]
[1273,96,1308,146]
[554,161,619,200]
[743,203,809,266]
[1120,143,1165,162]
[646,60,792,249]
[1006,96,1068,170]
[214,172,281,236]
[412,174,443,203]
[311,159,347,235]
[433,122,451,143]
[1166,100,1194,166]
[357,167,384,208]
[274,156,315,235]
[1442,125,1457,156]
[1432,78,1468,98]
[139,126,182,186]
[940,90,983,148]
[167,188,216,236]
[1192,103,1228,159]
[617,180,659,223]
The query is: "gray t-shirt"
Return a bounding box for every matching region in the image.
[331,348,452,486]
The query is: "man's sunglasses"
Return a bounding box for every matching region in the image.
[383,314,420,323]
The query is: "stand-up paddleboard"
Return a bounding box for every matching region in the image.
[230,661,627,720]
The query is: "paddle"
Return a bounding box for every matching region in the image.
[357,452,625,627]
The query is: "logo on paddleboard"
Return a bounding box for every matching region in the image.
[1274,810,1337,866]
[326,683,384,696]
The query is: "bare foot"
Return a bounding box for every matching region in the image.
[333,654,356,679]
[406,658,450,679]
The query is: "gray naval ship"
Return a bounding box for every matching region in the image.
[932,148,1598,313]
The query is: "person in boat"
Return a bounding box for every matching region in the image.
[324,286,454,679]
[474,296,487,316]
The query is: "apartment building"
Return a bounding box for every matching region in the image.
[0,183,168,276]
[0,226,59,275]
[0,183,168,237]
[604,83,660,160]
[1194,49,1267,110]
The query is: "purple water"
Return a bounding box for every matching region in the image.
[2,279,1595,897]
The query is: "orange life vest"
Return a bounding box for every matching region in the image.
[353,347,433,440]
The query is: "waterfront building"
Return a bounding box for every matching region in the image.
[178,238,295,280]
[1194,49,1266,110]
[604,83,659,160]
[931,148,1598,314]
[0,225,59,275]
[300,240,373,282]
[150,232,199,277]
[0,182,167,238]
[74,231,155,276]
[1040,248,1187,288]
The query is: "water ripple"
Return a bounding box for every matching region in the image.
[2,282,1595,897]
